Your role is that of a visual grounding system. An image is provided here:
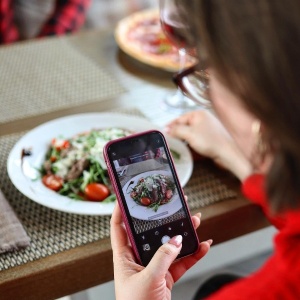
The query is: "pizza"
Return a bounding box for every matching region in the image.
[114,8,196,72]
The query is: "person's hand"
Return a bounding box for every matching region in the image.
[165,110,232,165]
[111,203,212,300]
[165,110,252,180]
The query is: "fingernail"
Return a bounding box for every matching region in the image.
[197,212,202,219]
[168,235,183,247]
[207,239,213,245]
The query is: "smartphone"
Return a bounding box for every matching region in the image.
[104,130,199,266]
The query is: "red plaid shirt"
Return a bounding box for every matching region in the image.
[0,0,91,44]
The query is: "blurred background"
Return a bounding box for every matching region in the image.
[13,0,157,40]
[86,0,156,29]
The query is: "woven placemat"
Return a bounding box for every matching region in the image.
[0,108,237,270]
[0,37,126,124]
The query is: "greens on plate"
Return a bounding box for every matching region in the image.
[40,128,131,202]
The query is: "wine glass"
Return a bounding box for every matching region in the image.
[159,0,197,111]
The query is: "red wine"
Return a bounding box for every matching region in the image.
[161,17,188,49]
[160,13,197,57]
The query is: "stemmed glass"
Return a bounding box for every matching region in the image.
[159,0,197,111]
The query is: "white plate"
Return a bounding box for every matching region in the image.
[123,170,182,220]
[7,113,193,215]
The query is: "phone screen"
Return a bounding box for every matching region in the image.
[106,131,199,266]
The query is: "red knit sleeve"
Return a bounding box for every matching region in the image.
[38,0,91,37]
[0,0,19,44]
[242,174,286,229]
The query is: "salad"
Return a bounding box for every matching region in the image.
[40,128,131,202]
[129,174,176,212]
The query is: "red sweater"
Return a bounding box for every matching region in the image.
[0,0,91,44]
[207,174,300,299]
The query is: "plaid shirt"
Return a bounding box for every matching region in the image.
[0,0,91,44]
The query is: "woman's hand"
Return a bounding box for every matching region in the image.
[165,110,252,180]
[165,110,231,162]
[111,203,212,300]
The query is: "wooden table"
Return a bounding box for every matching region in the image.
[0,29,270,300]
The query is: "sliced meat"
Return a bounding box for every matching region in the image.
[66,158,89,181]
[43,160,52,174]
[151,185,158,203]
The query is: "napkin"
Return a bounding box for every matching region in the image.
[0,189,30,254]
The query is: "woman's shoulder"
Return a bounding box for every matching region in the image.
[242,174,286,229]
[207,252,300,299]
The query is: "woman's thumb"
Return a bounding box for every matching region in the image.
[145,235,182,277]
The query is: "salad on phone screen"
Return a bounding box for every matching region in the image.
[40,128,131,202]
[130,174,176,212]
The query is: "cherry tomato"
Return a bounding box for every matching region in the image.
[42,174,63,191]
[166,189,173,199]
[140,197,151,206]
[84,183,110,202]
[51,138,70,151]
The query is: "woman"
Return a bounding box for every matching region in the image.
[110,0,300,299]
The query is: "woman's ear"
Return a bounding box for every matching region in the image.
[250,120,273,173]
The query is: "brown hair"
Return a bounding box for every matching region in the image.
[179,0,300,212]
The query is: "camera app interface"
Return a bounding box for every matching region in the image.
[112,142,195,265]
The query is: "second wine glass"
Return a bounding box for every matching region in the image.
[159,0,197,111]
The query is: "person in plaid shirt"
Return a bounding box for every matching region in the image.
[0,0,91,44]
